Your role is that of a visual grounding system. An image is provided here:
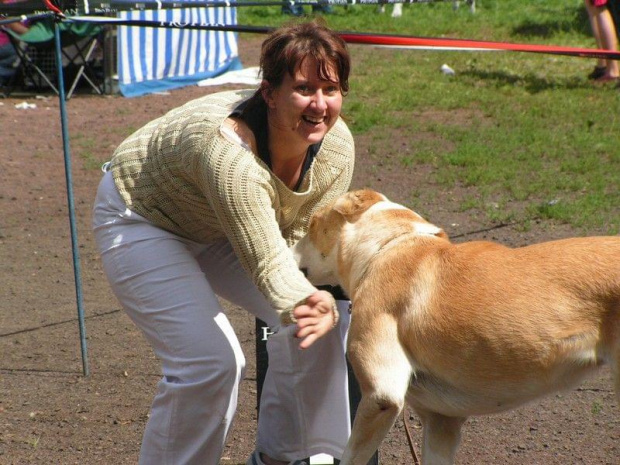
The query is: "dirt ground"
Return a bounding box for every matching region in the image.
[0,34,618,465]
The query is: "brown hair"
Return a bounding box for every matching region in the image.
[259,20,351,94]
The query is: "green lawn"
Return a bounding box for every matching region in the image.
[239,0,620,233]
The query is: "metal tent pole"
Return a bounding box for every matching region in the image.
[53,19,90,376]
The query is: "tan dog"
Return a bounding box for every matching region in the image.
[292,189,620,465]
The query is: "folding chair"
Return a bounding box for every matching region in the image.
[255,318,380,465]
[3,18,103,99]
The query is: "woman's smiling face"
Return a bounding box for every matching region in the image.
[264,56,343,146]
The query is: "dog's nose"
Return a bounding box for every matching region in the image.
[300,267,308,277]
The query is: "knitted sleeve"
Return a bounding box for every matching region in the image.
[187,134,318,321]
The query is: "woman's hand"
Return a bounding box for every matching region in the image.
[292,290,339,349]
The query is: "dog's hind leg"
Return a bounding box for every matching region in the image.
[607,299,620,404]
[613,338,620,405]
[416,408,466,465]
[340,314,412,465]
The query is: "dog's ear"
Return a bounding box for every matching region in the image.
[437,229,449,240]
[432,228,449,241]
[333,190,382,222]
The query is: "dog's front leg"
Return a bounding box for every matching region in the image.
[340,393,403,464]
[340,314,412,465]
[416,408,466,465]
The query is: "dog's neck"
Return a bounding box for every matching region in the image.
[344,229,422,298]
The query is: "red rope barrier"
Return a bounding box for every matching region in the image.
[339,31,620,61]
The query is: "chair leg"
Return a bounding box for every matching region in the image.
[8,38,59,95]
[22,55,59,94]
[0,63,19,97]
[62,36,103,99]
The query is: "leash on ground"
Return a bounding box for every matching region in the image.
[402,407,421,465]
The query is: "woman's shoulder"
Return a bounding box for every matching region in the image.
[165,89,256,123]
[195,126,270,181]
[184,89,256,111]
[117,89,257,146]
[332,117,354,139]
[318,117,355,163]
[155,89,259,147]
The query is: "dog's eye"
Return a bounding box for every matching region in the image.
[321,253,327,259]
[323,228,328,235]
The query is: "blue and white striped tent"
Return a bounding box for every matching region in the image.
[118,3,242,97]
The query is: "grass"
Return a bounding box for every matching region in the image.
[238,0,620,234]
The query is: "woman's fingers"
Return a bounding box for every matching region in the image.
[289,290,338,348]
[293,302,335,349]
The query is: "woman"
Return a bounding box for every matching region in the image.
[93,20,354,465]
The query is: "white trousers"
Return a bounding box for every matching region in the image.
[92,172,351,464]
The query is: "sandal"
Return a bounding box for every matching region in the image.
[588,66,606,80]
[593,74,620,84]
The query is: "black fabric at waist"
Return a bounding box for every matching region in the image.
[316,285,349,301]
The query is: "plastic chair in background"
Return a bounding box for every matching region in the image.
[3,18,103,98]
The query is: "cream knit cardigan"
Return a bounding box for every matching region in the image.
[110,89,355,321]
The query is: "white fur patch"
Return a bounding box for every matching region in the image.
[406,257,437,323]
[413,222,442,237]
[366,199,408,214]
[367,200,441,237]
[573,348,598,366]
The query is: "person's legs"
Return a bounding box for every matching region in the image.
[311,1,334,14]
[0,43,18,82]
[585,1,620,80]
[595,7,620,78]
[281,2,304,16]
[93,172,245,465]
[586,3,605,49]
